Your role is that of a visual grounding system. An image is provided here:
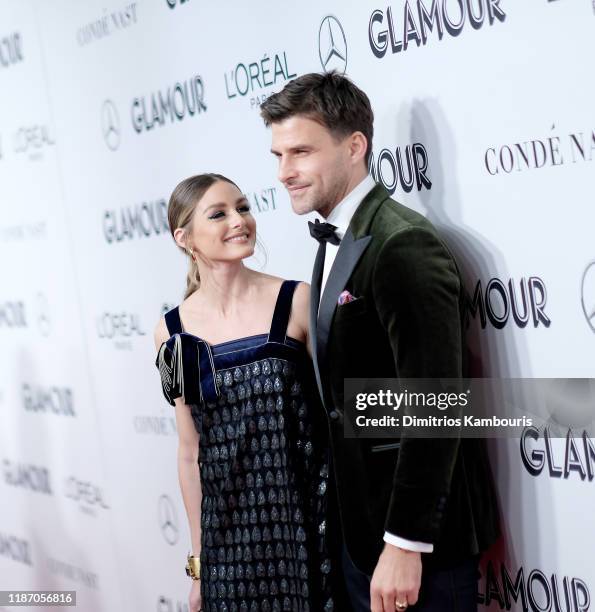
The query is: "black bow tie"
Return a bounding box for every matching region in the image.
[308,219,341,245]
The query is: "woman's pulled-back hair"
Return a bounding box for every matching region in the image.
[168,173,239,299]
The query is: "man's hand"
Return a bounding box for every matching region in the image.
[370,543,422,611]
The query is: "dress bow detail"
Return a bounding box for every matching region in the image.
[155,334,220,406]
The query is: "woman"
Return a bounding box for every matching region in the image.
[154,174,334,612]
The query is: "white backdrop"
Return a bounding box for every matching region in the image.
[1,1,594,610]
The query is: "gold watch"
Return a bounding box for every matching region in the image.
[185,552,200,580]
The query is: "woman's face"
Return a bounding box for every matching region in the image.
[188,180,256,264]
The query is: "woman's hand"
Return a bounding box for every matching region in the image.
[188,578,201,612]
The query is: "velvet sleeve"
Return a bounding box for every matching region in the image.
[372,226,463,543]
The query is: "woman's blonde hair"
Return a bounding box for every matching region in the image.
[168,173,240,299]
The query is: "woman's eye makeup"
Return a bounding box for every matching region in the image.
[208,204,251,220]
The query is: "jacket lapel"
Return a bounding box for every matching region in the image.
[316,228,372,368]
[310,242,326,404]
[311,182,390,406]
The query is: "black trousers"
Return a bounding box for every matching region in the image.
[341,545,480,612]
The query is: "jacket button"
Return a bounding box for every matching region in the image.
[329,410,339,421]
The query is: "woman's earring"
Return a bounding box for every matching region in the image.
[188,248,195,260]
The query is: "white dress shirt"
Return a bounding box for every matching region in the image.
[318,174,434,555]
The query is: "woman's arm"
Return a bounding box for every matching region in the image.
[154,319,202,555]
[155,318,202,611]
[173,399,202,554]
[290,281,313,358]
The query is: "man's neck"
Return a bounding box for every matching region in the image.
[319,169,369,219]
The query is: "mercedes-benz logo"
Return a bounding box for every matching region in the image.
[319,15,347,74]
[158,494,179,545]
[35,292,51,337]
[101,100,120,151]
[581,261,595,333]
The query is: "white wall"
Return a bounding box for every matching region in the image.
[1,1,593,610]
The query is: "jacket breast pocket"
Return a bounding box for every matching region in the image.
[335,296,367,321]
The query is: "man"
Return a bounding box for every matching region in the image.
[260,72,499,611]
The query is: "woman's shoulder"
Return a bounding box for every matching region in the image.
[153,315,170,351]
[263,274,311,307]
[291,281,310,309]
[251,271,311,292]
[291,281,310,313]
[250,271,284,285]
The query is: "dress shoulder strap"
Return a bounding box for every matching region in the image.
[164,306,184,336]
[268,280,299,344]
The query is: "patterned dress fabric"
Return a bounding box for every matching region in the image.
[155,280,334,612]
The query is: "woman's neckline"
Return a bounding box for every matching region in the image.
[177,280,288,348]
[177,330,305,350]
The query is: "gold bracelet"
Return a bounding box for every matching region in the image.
[185,552,200,580]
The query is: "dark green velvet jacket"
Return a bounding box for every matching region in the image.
[310,183,499,576]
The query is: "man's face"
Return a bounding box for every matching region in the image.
[270,115,352,217]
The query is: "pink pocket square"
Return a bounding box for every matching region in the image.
[338,290,356,305]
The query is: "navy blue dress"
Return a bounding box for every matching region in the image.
[155,280,333,612]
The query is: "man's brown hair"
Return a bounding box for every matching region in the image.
[260,71,374,166]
